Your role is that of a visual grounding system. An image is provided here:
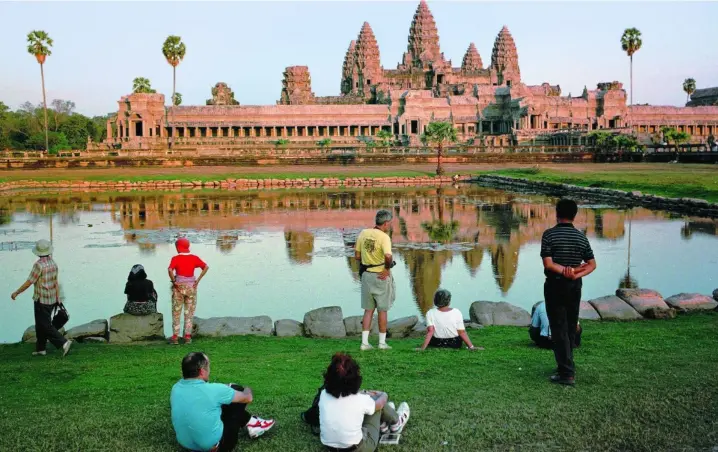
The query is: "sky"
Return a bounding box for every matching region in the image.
[1,1,717,117]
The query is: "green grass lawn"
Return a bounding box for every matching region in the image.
[1,314,717,451]
[494,165,718,203]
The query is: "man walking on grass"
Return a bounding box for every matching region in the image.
[540,199,596,386]
[11,239,72,357]
[356,209,396,351]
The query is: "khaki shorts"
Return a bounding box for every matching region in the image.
[361,271,396,312]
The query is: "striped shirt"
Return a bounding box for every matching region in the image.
[540,223,594,277]
[27,256,59,305]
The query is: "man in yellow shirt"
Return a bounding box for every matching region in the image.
[355,209,396,350]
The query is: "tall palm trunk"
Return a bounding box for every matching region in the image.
[40,63,49,152]
[436,143,444,175]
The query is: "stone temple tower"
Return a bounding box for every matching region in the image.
[353,22,384,99]
[461,42,483,73]
[402,0,446,70]
[279,66,315,105]
[340,40,356,95]
[490,26,521,86]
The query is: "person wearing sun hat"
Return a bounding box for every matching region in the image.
[11,239,72,357]
[168,237,209,345]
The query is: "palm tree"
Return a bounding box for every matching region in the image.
[132,77,156,94]
[162,36,186,108]
[172,92,182,106]
[422,121,457,175]
[683,78,696,103]
[26,30,53,153]
[620,28,642,109]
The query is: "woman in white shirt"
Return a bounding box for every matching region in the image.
[417,289,481,351]
[319,353,410,451]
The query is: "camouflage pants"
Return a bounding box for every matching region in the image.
[172,284,197,337]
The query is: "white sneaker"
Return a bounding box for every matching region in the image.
[380,422,389,434]
[360,343,374,351]
[390,402,410,433]
[247,416,275,438]
[388,401,396,411]
[31,351,46,356]
[378,343,392,350]
[62,340,73,357]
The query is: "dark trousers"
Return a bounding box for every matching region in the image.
[34,302,67,352]
[218,384,252,452]
[428,336,462,349]
[544,278,582,378]
[529,326,553,349]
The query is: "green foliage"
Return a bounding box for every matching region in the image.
[26,30,53,59]
[49,132,71,154]
[661,127,691,149]
[588,131,642,152]
[376,129,393,147]
[132,77,156,94]
[0,100,110,150]
[316,138,332,148]
[620,27,642,56]
[162,36,186,67]
[683,78,696,101]
[172,92,182,106]
[707,134,715,148]
[422,121,458,148]
[274,138,289,147]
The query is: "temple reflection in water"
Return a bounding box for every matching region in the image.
[4,185,714,315]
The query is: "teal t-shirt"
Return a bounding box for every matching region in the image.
[170,379,235,451]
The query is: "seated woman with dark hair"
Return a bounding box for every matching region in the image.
[123,264,158,316]
[318,353,410,452]
[416,289,481,351]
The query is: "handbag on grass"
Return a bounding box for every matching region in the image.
[52,303,69,330]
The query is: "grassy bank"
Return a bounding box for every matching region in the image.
[495,165,718,203]
[1,314,717,451]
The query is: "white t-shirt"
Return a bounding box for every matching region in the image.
[425,307,465,338]
[319,390,376,448]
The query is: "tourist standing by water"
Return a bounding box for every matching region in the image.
[10,239,72,357]
[356,209,396,351]
[168,238,209,345]
[540,199,596,386]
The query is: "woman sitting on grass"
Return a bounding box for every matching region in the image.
[319,353,410,452]
[416,289,481,351]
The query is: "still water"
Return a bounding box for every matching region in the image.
[1,185,717,343]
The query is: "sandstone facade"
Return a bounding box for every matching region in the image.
[97,0,718,153]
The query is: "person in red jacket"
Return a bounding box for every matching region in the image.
[168,237,209,345]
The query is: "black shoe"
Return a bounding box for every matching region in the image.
[549,374,575,386]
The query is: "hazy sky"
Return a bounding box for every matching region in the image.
[1,1,716,116]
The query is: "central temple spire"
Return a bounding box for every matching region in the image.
[404,0,444,69]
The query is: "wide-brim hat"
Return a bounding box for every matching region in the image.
[32,239,53,257]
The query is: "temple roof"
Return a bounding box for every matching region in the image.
[691,87,718,99]
[461,43,483,72]
[355,22,381,69]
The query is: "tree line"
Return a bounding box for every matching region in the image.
[0,100,110,153]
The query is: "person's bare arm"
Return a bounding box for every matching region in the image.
[378,253,393,280]
[11,280,33,300]
[168,268,177,287]
[571,259,596,279]
[231,386,253,404]
[195,266,209,287]
[417,326,435,351]
[458,329,479,350]
[542,257,574,277]
[368,390,388,412]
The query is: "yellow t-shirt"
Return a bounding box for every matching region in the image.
[355,228,392,272]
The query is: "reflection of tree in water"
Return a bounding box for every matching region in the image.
[421,220,460,243]
[480,204,527,240]
[216,234,238,254]
[618,270,639,290]
[398,248,453,315]
[346,255,360,282]
[0,210,11,225]
[284,230,314,265]
[681,220,718,239]
[594,209,605,239]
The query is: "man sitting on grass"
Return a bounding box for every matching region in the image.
[170,352,275,452]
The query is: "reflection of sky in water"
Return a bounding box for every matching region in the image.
[0,186,716,343]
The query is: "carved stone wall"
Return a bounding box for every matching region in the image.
[206,83,239,106]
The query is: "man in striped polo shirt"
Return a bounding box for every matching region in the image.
[540,199,596,386]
